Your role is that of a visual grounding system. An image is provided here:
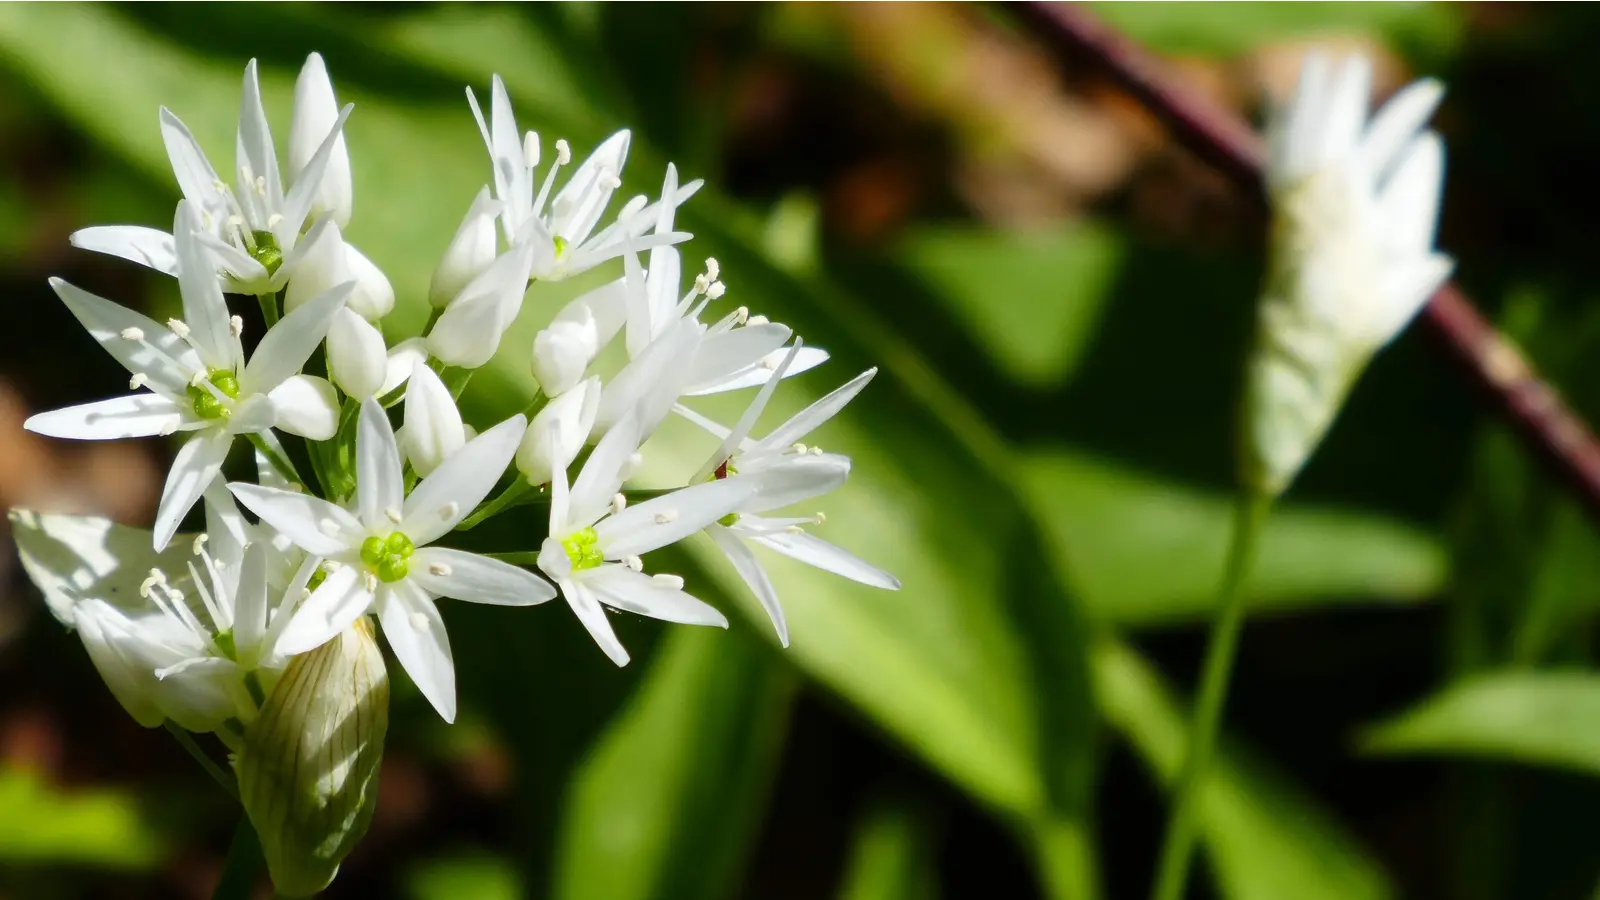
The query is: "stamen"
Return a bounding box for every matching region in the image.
[733,306,749,325]
[229,316,244,337]
[791,443,808,454]
[428,563,452,577]
[439,502,459,521]
[362,572,379,593]
[651,573,684,590]
[785,525,805,534]
[554,139,572,166]
[192,533,209,556]
[810,446,824,456]
[619,194,648,221]
[746,314,770,327]
[815,512,827,524]
[385,507,403,524]
[653,509,679,524]
[611,493,627,516]
[139,568,167,598]
[266,213,282,229]
[705,258,720,280]
[254,175,267,197]
[128,373,149,390]
[120,327,145,342]
[706,282,726,300]
[167,318,191,339]
[599,168,622,190]
[693,273,710,294]
[524,131,541,168]
[624,555,643,572]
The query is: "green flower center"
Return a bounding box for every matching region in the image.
[187,368,241,420]
[251,229,283,275]
[306,563,330,594]
[360,531,415,583]
[561,527,603,571]
[718,512,740,527]
[214,628,238,662]
[552,235,570,259]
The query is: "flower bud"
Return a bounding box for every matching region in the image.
[402,361,465,477]
[430,187,501,309]
[426,240,534,369]
[288,53,353,229]
[284,220,348,316]
[237,619,387,898]
[344,244,395,320]
[326,309,387,399]
[380,337,428,397]
[268,374,340,440]
[516,376,599,482]
[531,305,598,397]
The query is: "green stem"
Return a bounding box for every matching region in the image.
[422,306,443,336]
[246,433,302,487]
[165,721,238,799]
[457,479,536,531]
[1149,490,1271,900]
[255,292,280,329]
[211,817,263,900]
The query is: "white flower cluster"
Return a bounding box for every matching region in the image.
[11,56,897,886]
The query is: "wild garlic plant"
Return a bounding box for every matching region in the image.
[9,54,898,897]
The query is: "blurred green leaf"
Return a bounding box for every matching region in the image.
[837,796,941,900]
[895,223,1121,388]
[1362,672,1600,775]
[1095,641,1392,900]
[1084,2,1464,60]
[552,629,793,900]
[0,767,165,867]
[405,851,522,900]
[1025,451,1446,627]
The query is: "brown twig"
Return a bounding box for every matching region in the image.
[1013,1,1600,518]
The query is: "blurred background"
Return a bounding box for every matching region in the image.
[1,3,1598,898]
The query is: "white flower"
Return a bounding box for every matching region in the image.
[430,186,502,308]
[425,238,535,369]
[381,337,428,396]
[531,306,599,397]
[227,398,554,722]
[401,361,466,478]
[285,220,394,320]
[26,202,349,549]
[70,58,355,296]
[516,375,599,483]
[1246,54,1452,496]
[680,356,899,645]
[288,52,353,230]
[326,308,387,399]
[536,414,755,665]
[466,76,697,281]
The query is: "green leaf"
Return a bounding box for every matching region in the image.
[837,797,941,900]
[552,629,794,900]
[1362,672,1600,775]
[0,767,166,867]
[1083,2,1465,60]
[1024,450,1447,627]
[1095,640,1393,900]
[406,852,522,900]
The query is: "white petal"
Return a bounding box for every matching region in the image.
[73,600,167,727]
[49,277,200,399]
[430,186,501,308]
[1367,254,1453,348]
[401,413,526,545]
[274,565,370,656]
[567,413,642,529]
[749,528,901,590]
[561,577,629,666]
[377,580,457,722]
[515,376,598,484]
[1314,56,1370,169]
[531,311,598,397]
[706,524,787,646]
[410,548,556,606]
[327,308,387,399]
[486,76,531,241]
[425,241,534,369]
[558,275,628,346]
[757,367,875,452]
[402,361,465,478]
[282,217,348,316]
[1376,132,1445,256]
[277,103,353,244]
[693,341,804,482]
[356,397,404,527]
[381,337,428,396]
[740,456,850,514]
[267,374,340,441]
[595,477,757,558]
[680,346,831,397]
[235,60,285,224]
[231,542,270,664]
[228,482,361,557]
[1358,78,1444,183]
[288,52,352,229]
[585,564,727,627]
[552,130,630,246]
[70,226,178,276]
[241,281,351,395]
[155,430,233,551]
[26,393,184,440]
[224,393,278,436]
[174,202,242,373]
[687,323,791,389]
[159,107,222,209]
[344,244,394,320]
[593,318,702,436]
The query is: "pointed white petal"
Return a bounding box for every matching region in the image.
[274,565,370,656]
[1315,56,1370,169]
[687,323,791,389]
[694,340,802,482]
[1376,132,1445,256]
[586,564,727,627]
[377,580,457,722]
[155,430,233,551]
[241,281,352,395]
[72,600,167,726]
[401,413,526,545]
[174,202,242,372]
[403,361,466,478]
[277,104,353,243]
[49,277,200,399]
[561,577,629,666]
[231,542,270,664]
[70,226,179,276]
[282,217,348,316]
[595,477,757,558]
[267,374,339,441]
[236,59,285,223]
[706,524,787,646]
[758,367,875,452]
[26,393,184,440]
[355,397,404,527]
[515,376,598,484]
[410,548,556,606]
[680,346,831,397]
[228,482,361,557]
[425,240,534,369]
[430,186,502,308]
[1359,78,1444,182]
[567,413,642,529]
[740,456,850,514]
[289,52,353,229]
[159,107,223,208]
[749,528,900,589]
[552,130,630,246]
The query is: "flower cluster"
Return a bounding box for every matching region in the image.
[11,55,896,895]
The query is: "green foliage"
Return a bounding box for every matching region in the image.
[837,796,941,900]
[0,767,165,867]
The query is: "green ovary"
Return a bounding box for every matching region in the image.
[561,527,604,571]
[251,230,283,275]
[360,531,415,583]
[552,235,570,258]
[187,369,241,420]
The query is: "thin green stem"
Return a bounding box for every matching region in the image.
[457,479,537,531]
[211,817,263,900]
[246,433,302,487]
[1149,490,1271,900]
[255,292,280,329]
[422,306,443,336]
[165,721,238,799]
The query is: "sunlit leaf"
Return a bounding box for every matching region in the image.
[837,796,941,900]
[0,767,165,868]
[405,851,521,900]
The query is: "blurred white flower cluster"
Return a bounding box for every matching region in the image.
[9,54,897,895]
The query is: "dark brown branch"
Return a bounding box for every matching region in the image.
[1014,1,1600,518]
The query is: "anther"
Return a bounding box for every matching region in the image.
[706,282,726,300]
[439,502,459,521]
[167,318,192,339]
[384,507,403,524]
[120,327,145,342]
[363,572,379,592]
[810,446,824,456]
[318,519,343,537]
[189,371,209,387]
[652,573,684,590]
[428,563,452,577]
[611,493,627,516]
[555,139,572,166]
[705,258,720,280]
[229,316,244,337]
[694,273,710,294]
[139,568,167,598]
[600,170,622,190]
[624,555,643,572]
[266,213,282,229]
[523,131,541,167]
[192,533,209,555]
[410,612,431,632]
[746,314,769,327]
[785,525,805,534]
[733,306,749,325]
[791,443,808,454]
[653,509,678,524]
[254,175,267,197]
[815,512,827,524]
[128,373,149,390]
